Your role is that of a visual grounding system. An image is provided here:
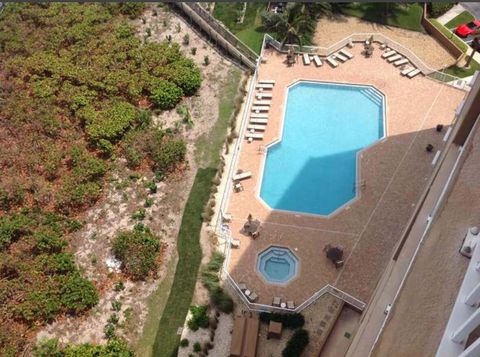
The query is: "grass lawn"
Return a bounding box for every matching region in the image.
[429,18,468,52]
[150,67,243,357]
[213,2,268,54]
[444,59,480,77]
[445,11,475,29]
[336,3,424,32]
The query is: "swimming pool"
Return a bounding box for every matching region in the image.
[260,81,385,216]
[257,246,299,285]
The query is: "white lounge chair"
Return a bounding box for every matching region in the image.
[255,83,274,90]
[334,53,348,62]
[250,118,268,124]
[247,124,266,131]
[400,66,415,76]
[287,301,295,309]
[250,113,268,119]
[347,38,354,48]
[394,58,409,66]
[387,54,402,63]
[258,80,275,85]
[327,57,339,68]
[382,50,396,58]
[245,133,264,141]
[253,100,271,106]
[272,297,281,307]
[312,55,322,67]
[251,106,269,112]
[247,292,258,302]
[339,48,354,59]
[303,53,311,65]
[232,171,252,181]
[256,93,272,99]
[407,69,421,78]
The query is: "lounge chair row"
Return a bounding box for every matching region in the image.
[327,48,354,68]
[248,80,276,142]
[382,48,421,78]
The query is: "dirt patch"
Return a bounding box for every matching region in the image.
[35,4,239,348]
[314,15,456,69]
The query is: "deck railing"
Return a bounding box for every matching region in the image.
[264,33,471,91]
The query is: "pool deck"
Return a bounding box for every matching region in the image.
[225,44,466,307]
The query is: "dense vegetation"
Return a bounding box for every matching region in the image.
[0,210,97,355]
[0,3,202,355]
[201,252,234,313]
[282,329,310,357]
[427,2,455,18]
[113,224,161,280]
[0,2,200,213]
[33,337,134,357]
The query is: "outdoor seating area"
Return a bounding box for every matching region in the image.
[246,80,276,143]
[382,47,420,78]
[238,282,259,302]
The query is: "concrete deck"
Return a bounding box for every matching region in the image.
[225,44,466,307]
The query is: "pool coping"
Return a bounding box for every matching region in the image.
[255,79,388,219]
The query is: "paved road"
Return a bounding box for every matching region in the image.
[461,2,480,19]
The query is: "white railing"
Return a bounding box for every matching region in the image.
[264,33,471,91]
[224,269,367,313]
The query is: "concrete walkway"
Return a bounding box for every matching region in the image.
[437,4,467,25]
[461,2,480,19]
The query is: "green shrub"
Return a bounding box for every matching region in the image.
[180,338,189,348]
[104,323,116,339]
[59,273,99,314]
[85,101,137,144]
[152,137,186,173]
[108,313,119,325]
[131,207,146,220]
[259,312,305,329]
[112,225,160,280]
[282,329,309,357]
[114,281,125,292]
[204,56,210,66]
[183,34,190,46]
[150,79,183,110]
[193,342,202,353]
[144,198,154,208]
[146,181,157,194]
[117,2,145,18]
[211,288,234,314]
[187,305,209,331]
[428,2,455,18]
[34,229,66,254]
[33,337,134,357]
[112,300,122,312]
[39,253,76,275]
[168,60,202,96]
[0,213,33,251]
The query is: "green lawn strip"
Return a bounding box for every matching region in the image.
[152,167,216,357]
[444,59,480,77]
[135,253,178,356]
[338,3,424,32]
[429,18,468,51]
[213,2,268,54]
[151,68,243,356]
[195,67,242,167]
[445,11,475,29]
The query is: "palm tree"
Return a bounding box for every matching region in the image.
[465,33,479,68]
[261,3,331,49]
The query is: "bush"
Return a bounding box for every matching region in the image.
[282,329,309,357]
[112,225,160,280]
[211,288,234,314]
[150,80,183,110]
[180,339,189,348]
[152,137,186,173]
[183,34,190,46]
[34,337,134,357]
[146,181,157,194]
[428,2,455,18]
[114,281,125,292]
[39,253,76,275]
[34,229,66,254]
[201,252,234,313]
[59,273,99,314]
[193,342,202,353]
[187,305,209,331]
[85,101,137,144]
[112,300,122,312]
[204,56,210,66]
[259,312,305,329]
[131,207,146,220]
[104,323,116,339]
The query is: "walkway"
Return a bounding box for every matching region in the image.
[437,4,467,25]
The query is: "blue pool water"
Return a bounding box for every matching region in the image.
[257,246,299,284]
[260,81,385,216]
